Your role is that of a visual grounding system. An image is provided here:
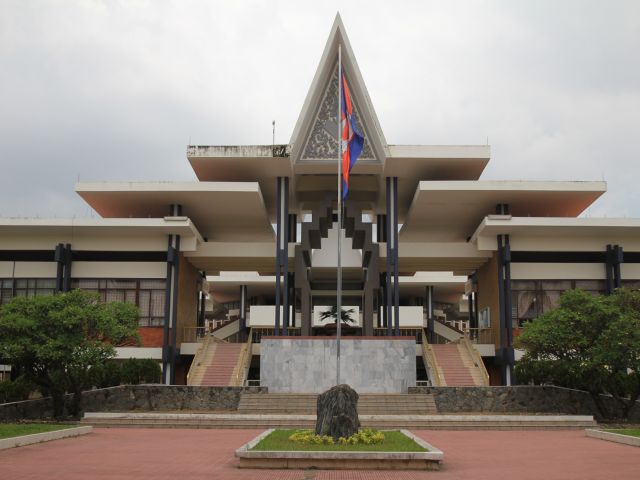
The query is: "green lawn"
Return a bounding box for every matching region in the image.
[251,429,427,452]
[604,428,640,438]
[0,423,75,440]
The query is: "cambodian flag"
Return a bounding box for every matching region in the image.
[341,70,364,199]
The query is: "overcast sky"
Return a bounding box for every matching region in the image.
[0,1,638,219]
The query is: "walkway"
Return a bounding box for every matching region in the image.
[0,428,637,479]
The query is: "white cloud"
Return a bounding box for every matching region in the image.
[0,0,638,217]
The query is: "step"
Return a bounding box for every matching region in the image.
[82,412,596,430]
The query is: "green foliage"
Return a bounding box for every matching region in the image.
[0,423,75,440]
[288,428,385,446]
[253,429,426,452]
[0,290,140,417]
[319,306,356,324]
[119,358,162,385]
[515,288,640,418]
[0,376,36,403]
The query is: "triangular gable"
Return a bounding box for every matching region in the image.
[289,13,387,165]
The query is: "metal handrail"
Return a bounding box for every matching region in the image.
[464,327,495,345]
[421,330,446,387]
[183,326,207,343]
[460,335,490,386]
[234,328,253,387]
[186,334,211,385]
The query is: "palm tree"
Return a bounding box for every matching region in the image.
[319,306,356,324]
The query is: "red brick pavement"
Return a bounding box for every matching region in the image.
[0,428,637,479]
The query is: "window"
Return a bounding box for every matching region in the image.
[71,279,166,327]
[511,280,605,327]
[0,278,56,304]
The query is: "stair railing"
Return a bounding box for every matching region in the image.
[421,330,446,387]
[460,335,490,386]
[233,328,253,387]
[186,334,211,386]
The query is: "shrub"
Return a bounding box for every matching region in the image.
[0,376,36,403]
[289,428,384,446]
[120,358,161,385]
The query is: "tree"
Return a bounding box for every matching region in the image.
[515,288,640,419]
[319,306,356,325]
[0,290,139,417]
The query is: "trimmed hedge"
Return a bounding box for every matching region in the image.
[89,359,161,388]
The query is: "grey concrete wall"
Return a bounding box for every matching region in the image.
[261,338,416,394]
[408,386,640,421]
[0,385,266,421]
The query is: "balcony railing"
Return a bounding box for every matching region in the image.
[182,326,207,343]
[464,327,495,344]
[373,327,423,343]
[252,327,302,343]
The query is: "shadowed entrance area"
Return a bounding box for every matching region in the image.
[0,428,637,479]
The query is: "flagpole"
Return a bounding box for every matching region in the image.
[336,44,342,386]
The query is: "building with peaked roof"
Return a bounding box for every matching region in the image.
[1,14,639,388]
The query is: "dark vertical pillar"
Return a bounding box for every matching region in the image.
[606,244,624,293]
[504,235,514,384]
[54,243,65,293]
[614,245,624,289]
[275,177,283,335]
[496,203,514,386]
[385,178,393,336]
[376,214,386,243]
[380,273,387,328]
[426,285,434,343]
[62,243,72,292]
[392,177,400,337]
[496,234,507,385]
[605,245,614,295]
[162,203,182,385]
[198,290,206,329]
[274,177,290,335]
[301,281,311,336]
[239,284,248,340]
[288,214,297,243]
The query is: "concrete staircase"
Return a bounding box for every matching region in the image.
[188,340,246,386]
[430,342,489,387]
[237,393,437,415]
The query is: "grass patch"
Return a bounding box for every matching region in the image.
[603,428,640,438]
[0,423,76,440]
[251,429,427,452]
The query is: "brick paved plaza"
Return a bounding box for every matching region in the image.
[0,428,638,479]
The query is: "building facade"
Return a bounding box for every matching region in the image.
[1,16,639,388]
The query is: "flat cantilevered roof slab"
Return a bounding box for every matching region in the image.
[471,217,640,251]
[400,180,606,242]
[76,182,274,242]
[187,145,292,221]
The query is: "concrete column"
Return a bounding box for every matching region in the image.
[162,203,182,385]
[275,177,289,335]
[239,284,248,339]
[426,285,434,343]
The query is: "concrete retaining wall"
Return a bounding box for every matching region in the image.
[261,337,416,393]
[0,385,266,421]
[408,386,640,421]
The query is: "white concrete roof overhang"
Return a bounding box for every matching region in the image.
[75,182,274,242]
[378,242,493,275]
[400,180,607,243]
[206,271,465,304]
[187,145,292,222]
[0,218,202,241]
[471,217,640,251]
[184,242,294,274]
